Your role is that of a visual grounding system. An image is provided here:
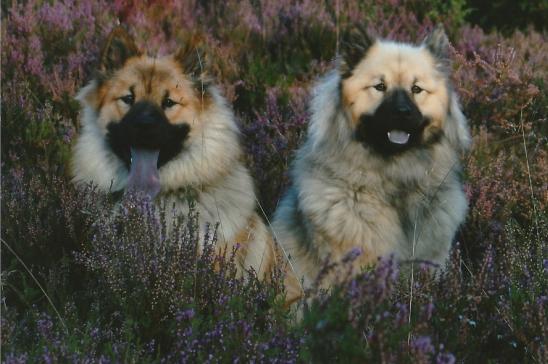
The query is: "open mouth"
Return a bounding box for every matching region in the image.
[353,88,431,156]
[126,148,161,199]
[387,130,411,145]
[106,101,190,199]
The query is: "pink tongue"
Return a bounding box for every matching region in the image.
[126,148,161,199]
[387,130,410,144]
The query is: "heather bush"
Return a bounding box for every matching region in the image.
[2,176,297,361]
[1,0,115,173]
[241,86,309,214]
[2,0,546,362]
[299,257,457,363]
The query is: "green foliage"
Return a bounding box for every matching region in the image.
[466,0,547,34]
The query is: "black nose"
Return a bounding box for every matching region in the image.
[393,90,412,115]
[123,101,169,127]
[116,100,174,150]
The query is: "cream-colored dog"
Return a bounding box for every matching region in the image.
[273,26,470,288]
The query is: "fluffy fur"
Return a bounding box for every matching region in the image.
[273,26,470,288]
[71,28,302,304]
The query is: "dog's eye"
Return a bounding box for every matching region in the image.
[119,94,135,106]
[411,85,423,94]
[373,83,387,92]
[162,98,177,109]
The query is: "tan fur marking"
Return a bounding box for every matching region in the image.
[232,214,257,247]
[88,55,212,132]
[341,42,449,134]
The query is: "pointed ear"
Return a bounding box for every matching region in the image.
[339,25,374,76]
[174,36,206,77]
[99,27,140,73]
[423,25,451,69]
[75,80,99,108]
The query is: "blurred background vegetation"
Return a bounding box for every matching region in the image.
[1,0,546,362]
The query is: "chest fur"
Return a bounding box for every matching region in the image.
[298,164,456,261]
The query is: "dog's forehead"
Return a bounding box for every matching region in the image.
[352,42,438,83]
[110,55,194,96]
[124,56,183,82]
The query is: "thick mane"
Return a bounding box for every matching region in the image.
[307,70,352,152]
[72,82,242,194]
[294,41,469,190]
[445,92,471,151]
[72,89,129,191]
[159,86,242,191]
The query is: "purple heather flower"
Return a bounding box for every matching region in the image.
[410,336,435,354]
[39,1,74,32]
[436,352,456,364]
[177,309,196,322]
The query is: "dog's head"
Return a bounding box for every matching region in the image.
[339,26,463,157]
[74,27,231,197]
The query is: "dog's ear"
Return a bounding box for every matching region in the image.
[99,27,140,73]
[174,35,207,77]
[340,25,374,76]
[423,25,451,69]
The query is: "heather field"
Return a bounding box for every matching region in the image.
[1,1,547,363]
